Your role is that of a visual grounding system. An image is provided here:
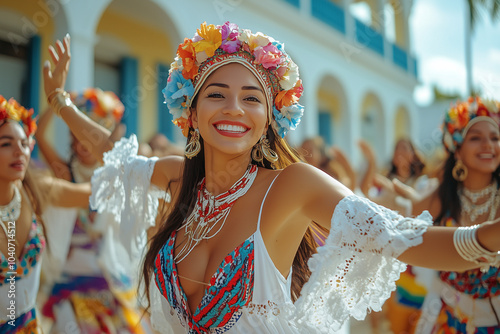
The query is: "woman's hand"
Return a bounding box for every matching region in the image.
[43,34,71,97]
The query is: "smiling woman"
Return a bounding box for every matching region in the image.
[42,23,500,334]
[0,96,91,333]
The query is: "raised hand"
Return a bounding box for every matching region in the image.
[43,34,71,97]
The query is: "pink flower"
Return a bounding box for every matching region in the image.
[253,44,284,69]
[220,22,242,53]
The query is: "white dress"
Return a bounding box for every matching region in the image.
[90,136,433,334]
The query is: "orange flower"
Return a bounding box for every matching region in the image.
[174,117,190,137]
[274,80,303,110]
[178,38,199,80]
[193,22,222,58]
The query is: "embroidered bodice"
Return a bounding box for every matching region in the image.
[0,217,45,323]
[0,217,45,285]
[155,232,255,332]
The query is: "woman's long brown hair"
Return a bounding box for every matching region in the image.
[142,125,327,305]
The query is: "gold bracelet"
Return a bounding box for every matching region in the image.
[48,90,73,117]
[46,88,64,105]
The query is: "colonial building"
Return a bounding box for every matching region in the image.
[0,0,418,166]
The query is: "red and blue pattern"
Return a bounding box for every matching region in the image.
[154,231,255,333]
[0,218,45,286]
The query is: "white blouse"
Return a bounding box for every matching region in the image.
[90,136,432,334]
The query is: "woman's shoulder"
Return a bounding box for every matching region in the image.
[151,155,184,189]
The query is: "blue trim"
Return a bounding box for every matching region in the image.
[157,63,175,141]
[392,43,408,71]
[120,57,139,137]
[318,111,333,145]
[411,56,418,77]
[283,0,300,8]
[355,19,384,56]
[311,0,346,34]
[27,35,41,159]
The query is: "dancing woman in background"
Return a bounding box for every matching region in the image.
[0,96,90,333]
[408,98,500,333]
[43,25,500,333]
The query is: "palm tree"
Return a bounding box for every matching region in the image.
[464,0,500,95]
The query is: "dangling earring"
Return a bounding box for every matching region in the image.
[185,128,201,159]
[252,135,278,165]
[452,159,468,181]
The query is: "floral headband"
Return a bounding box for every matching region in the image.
[443,97,500,153]
[70,88,124,131]
[0,95,37,137]
[163,21,304,138]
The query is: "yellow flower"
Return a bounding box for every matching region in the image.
[193,22,222,58]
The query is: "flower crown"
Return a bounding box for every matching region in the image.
[0,95,37,137]
[443,97,500,152]
[70,88,124,131]
[163,21,304,138]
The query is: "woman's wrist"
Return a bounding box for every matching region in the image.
[46,88,74,117]
[477,221,500,252]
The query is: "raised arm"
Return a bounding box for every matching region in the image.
[42,35,112,163]
[330,146,357,191]
[35,107,71,180]
[358,139,377,196]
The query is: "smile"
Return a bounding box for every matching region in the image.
[215,124,248,133]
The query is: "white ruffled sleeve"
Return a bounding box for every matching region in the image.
[294,195,433,333]
[89,135,168,259]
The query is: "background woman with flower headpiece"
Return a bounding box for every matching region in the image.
[35,90,151,333]
[357,138,439,334]
[0,95,91,333]
[42,26,500,334]
[391,97,500,334]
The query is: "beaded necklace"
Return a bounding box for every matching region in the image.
[175,164,258,262]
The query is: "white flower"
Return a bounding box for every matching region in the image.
[279,60,299,90]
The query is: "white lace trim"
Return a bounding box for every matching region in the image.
[89,135,167,260]
[294,195,432,333]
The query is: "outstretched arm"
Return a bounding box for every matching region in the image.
[38,175,91,208]
[43,35,113,163]
[284,163,499,273]
[35,107,71,180]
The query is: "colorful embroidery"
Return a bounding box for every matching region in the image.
[0,218,45,286]
[154,231,255,333]
[0,308,39,334]
[433,302,500,334]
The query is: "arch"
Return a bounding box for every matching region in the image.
[394,105,411,141]
[315,74,349,149]
[360,92,385,163]
[96,0,179,141]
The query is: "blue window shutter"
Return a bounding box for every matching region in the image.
[120,57,139,137]
[27,35,41,158]
[318,111,333,145]
[157,63,174,141]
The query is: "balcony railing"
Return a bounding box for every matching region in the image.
[392,43,408,71]
[355,19,384,56]
[283,0,417,78]
[311,0,346,34]
[283,0,300,8]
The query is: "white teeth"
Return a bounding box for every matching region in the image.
[216,124,246,133]
[479,153,494,158]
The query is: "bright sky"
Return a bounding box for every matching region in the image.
[410,0,500,106]
[352,0,500,106]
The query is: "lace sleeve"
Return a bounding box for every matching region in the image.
[89,135,168,258]
[294,195,432,333]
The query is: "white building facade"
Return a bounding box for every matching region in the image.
[0,0,419,167]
